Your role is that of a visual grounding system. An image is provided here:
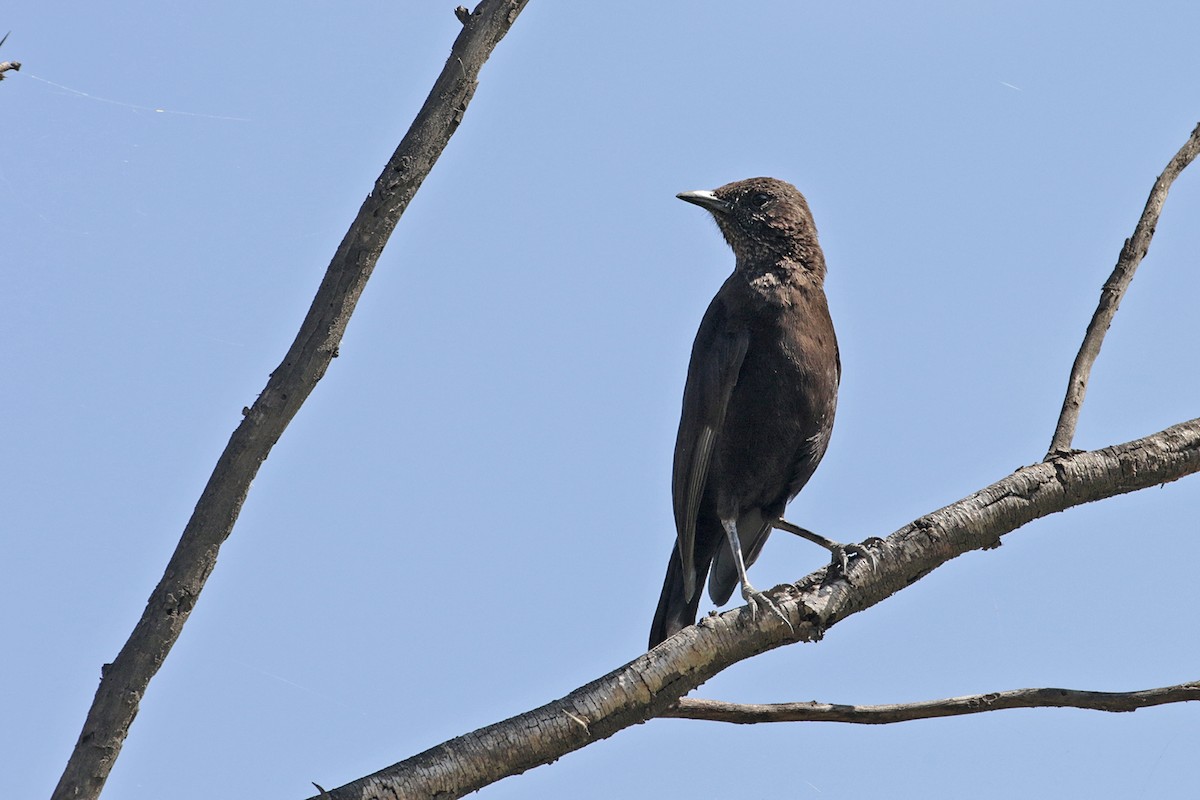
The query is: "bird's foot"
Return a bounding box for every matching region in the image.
[826,537,883,583]
[774,519,871,570]
[741,584,794,635]
[771,519,881,582]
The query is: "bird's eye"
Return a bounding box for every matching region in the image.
[749,192,771,208]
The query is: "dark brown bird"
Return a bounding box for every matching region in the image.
[649,176,858,648]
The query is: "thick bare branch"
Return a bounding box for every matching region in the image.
[314,418,1200,800]
[1047,122,1200,457]
[51,4,530,800]
[665,682,1200,724]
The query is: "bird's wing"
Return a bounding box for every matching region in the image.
[672,294,749,602]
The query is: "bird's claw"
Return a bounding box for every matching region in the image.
[771,521,879,578]
[828,539,880,581]
[742,586,794,635]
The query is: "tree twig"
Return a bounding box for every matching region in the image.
[50,4,530,800]
[0,30,19,79]
[1046,122,1200,458]
[663,682,1200,724]
[312,417,1200,800]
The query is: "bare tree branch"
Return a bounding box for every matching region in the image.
[1047,122,1200,458]
[313,417,1200,800]
[0,30,18,79]
[664,682,1200,724]
[51,4,530,799]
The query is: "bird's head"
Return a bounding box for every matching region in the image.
[677,177,822,274]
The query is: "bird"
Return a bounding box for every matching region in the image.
[649,176,860,648]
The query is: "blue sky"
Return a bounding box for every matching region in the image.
[5,2,1200,798]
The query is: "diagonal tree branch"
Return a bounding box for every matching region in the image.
[664,682,1200,724]
[313,417,1200,800]
[1046,122,1200,458]
[51,4,530,800]
[0,29,20,79]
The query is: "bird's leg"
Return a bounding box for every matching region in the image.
[773,518,879,575]
[720,518,793,634]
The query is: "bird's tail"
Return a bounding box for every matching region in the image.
[648,543,705,648]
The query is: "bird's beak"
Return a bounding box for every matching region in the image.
[677,190,730,214]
